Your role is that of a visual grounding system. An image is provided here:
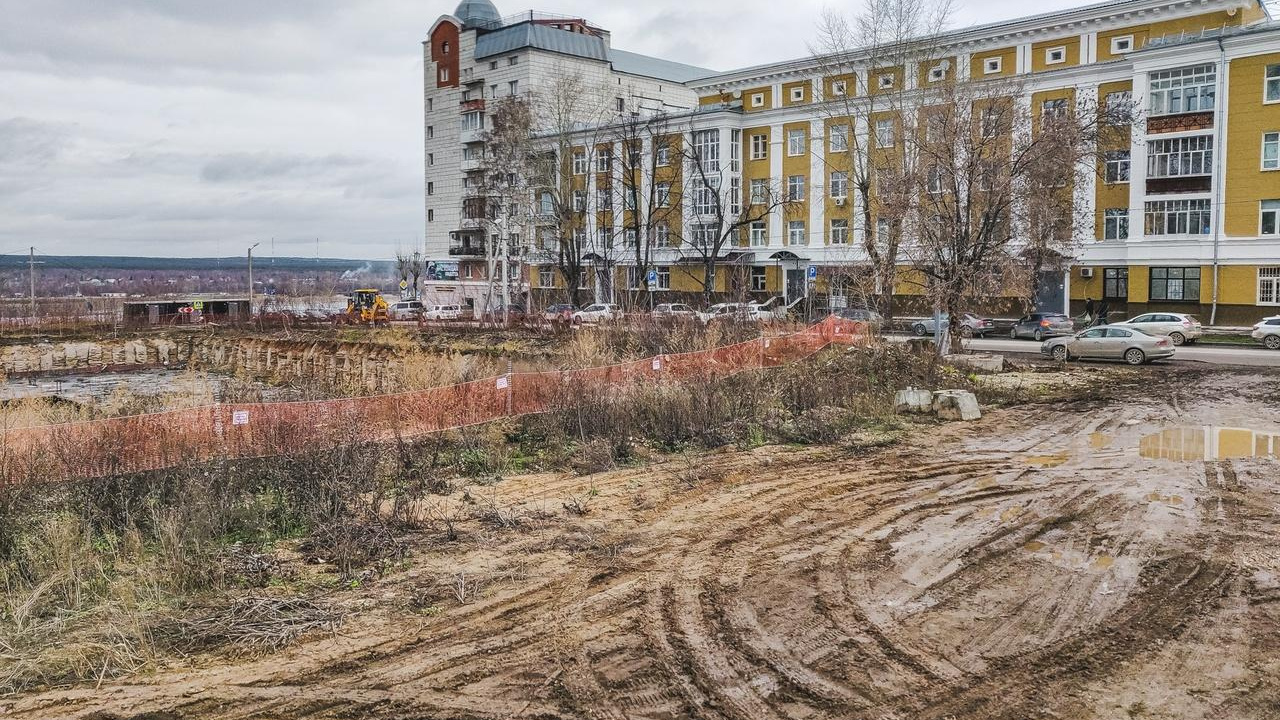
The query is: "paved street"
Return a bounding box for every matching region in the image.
[966,337,1280,367]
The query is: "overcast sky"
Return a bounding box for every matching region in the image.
[0,0,1086,260]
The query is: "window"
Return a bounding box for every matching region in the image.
[691,223,716,248]
[1105,90,1132,114]
[572,151,587,175]
[1147,136,1213,177]
[656,142,670,166]
[829,124,849,152]
[656,182,671,207]
[439,67,449,82]
[730,129,741,172]
[489,60,498,70]
[460,111,483,131]
[1262,200,1280,235]
[1268,65,1280,103]
[596,188,611,210]
[980,106,1002,137]
[751,92,765,108]
[1103,209,1129,240]
[787,129,806,156]
[627,145,641,168]
[926,113,946,143]
[572,190,586,211]
[750,178,767,204]
[790,86,805,102]
[1104,150,1131,183]
[596,149,612,173]
[624,228,638,248]
[623,187,637,211]
[1149,64,1216,116]
[748,221,767,247]
[427,125,434,139]
[928,64,946,82]
[750,133,768,160]
[1041,98,1068,125]
[427,152,434,166]
[1149,267,1201,301]
[1264,132,1279,170]
[427,98,433,111]
[830,171,848,198]
[1259,267,1280,304]
[787,175,805,201]
[876,169,893,197]
[1145,199,1211,235]
[830,219,849,244]
[539,191,553,215]
[508,80,519,95]
[427,181,434,195]
[750,266,767,291]
[538,267,554,287]
[831,80,847,97]
[1110,35,1134,54]
[1104,268,1128,299]
[1045,46,1066,65]
[694,180,718,215]
[508,55,518,66]
[875,119,895,148]
[616,97,625,112]
[427,209,434,222]
[691,129,719,171]
[656,266,671,290]
[730,176,741,214]
[876,218,891,240]
[926,165,944,194]
[877,73,894,89]
[598,227,612,248]
[983,57,1002,75]
[788,220,805,244]
[654,223,670,247]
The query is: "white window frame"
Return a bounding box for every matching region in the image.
[830,171,848,199]
[596,149,612,173]
[831,80,847,97]
[1148,64,1216,117]
[1103,208,1129,240]
[1045,46,1067,65]
[875,119,895,148]
[1267,64,1280,104]
[656,266,671,290]
[694,183,718,216]
[1146,135,1213,178]
[1258,266,1280,305]
[572,151,587,175]
[830,218,850,245]
[1264,132,1280,171]
[787,220,806,245]
[928,64,946,82]
[1104,150,1131,183]
[790,86,805,102]
[654,222,670,247]
[787,129,806,156]
[1261,199,1280,236]
[730,129,741,172]
[750,266,767,291]
[787,174,805,202]
[1110,35,1134,54]
[750,133,768,160]
[691,129,720,171]
[730,176,741,214]
[656,182,671,208]
[749,221,767,247]
[829,124,849,153]
[877,73,895,90]
[655,142,670,167]
[983,57,1002,75]
[751,92,765,108]
[596,187,611,211]
[538,267,554,288]
[1144,198,1212,236]
[926,165,944,195]
[690,223,717,249]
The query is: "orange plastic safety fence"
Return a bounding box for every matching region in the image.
[0,318,869,482]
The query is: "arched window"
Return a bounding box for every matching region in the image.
[442,41,451,54]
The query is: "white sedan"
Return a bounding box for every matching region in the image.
[572,303,623,324]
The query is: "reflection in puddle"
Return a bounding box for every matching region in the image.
[1024,453,1068,468]
[1139,426,1279,462]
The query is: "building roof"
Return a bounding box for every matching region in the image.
[455,0,501,28]
[609,49,715,82]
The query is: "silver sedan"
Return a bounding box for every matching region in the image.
[1040,326,1175,365]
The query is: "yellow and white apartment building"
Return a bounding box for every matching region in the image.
[426,0,1280,323]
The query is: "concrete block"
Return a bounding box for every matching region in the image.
[945,353,1004,374]
[895,387,935,414]
[933,389,981,421]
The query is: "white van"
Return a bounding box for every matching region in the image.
[423,304,462,321]
[388,300,424,320]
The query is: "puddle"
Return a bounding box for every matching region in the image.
[1138,426,1279,462]
[1144,492,1186,506]
[1092,555,1115,570]
[1023,541,1046,552]
[974,475,997,489]
[999,506,1025,523]
[1089,432,1113,449]
[1024,453,1068,468]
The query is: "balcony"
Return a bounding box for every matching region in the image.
[449,241,487,257]
[461,98,485,113]
[460,157,483,172]
[460,128,484,145]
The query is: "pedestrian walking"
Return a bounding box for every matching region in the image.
[1096,300,1110,326]
[1084,297,1095,327]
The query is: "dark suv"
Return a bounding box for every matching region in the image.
[1010,312,1075,341]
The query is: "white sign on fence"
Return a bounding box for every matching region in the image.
[652,357,662,370]
[232,410,250,426]
[496,376,509,390]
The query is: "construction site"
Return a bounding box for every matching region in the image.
[0,311,1272,720]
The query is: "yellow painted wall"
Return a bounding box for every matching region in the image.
[1070,269,1104,300]
[782,80,811,107]
[823,117,855,246]
[1128,265,1150,302]
[823,72,858,99]
[781,121,810,244]
[971,46,1016,79]
[1225,52,1280,237]
[870,65,905,95]
[1097,10,1257,63]
[1031,87,1076,133]
[1031,37,1081,72]
[1095,81,1134,240]
[917,56,956,87]
[698,91,733,107]
[743,86,773,112]
[1216,265,1267,305]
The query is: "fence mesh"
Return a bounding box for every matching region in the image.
[0,317,868,482]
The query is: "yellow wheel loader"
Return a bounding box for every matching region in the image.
[343,289,390,326]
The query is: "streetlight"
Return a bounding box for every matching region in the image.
[247,242,261,319]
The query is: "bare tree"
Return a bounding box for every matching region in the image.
[899,77,1136,350]
[809,0,954,323]
[675,126,788,306]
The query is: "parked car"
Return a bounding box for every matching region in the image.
[388,300,424,321]
[1041,326,1174,365]
[652,303,707,321]
[572,303,623,324]
[543,303,578,323]
[1009,312,1075,341]
[833,307,885,333]
[1253,315,1280,350]
[709,302,771,323]
[422,304,462,321]
[911,313,995,338]
[1113,312,1203,346]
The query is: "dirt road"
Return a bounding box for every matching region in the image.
[10,368,1280,720]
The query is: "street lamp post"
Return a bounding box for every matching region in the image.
[247,242,261,320]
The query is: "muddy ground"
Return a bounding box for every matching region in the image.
[8,366,1280,720]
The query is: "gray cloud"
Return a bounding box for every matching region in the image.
[199,153,369,183]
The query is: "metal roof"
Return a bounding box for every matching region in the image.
[609,49,715,82]
[472,21,714,83]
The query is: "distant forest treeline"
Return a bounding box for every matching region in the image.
[0,255,397,273]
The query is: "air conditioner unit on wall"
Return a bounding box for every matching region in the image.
[834,197,846,206]
[1080,267,1094,278]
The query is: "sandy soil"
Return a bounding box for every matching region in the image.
[8,367,1280,720]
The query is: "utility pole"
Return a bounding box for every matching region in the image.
[28,247,36,320]
[247,242,260,320]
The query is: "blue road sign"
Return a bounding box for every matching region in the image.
[807,265,817,280]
